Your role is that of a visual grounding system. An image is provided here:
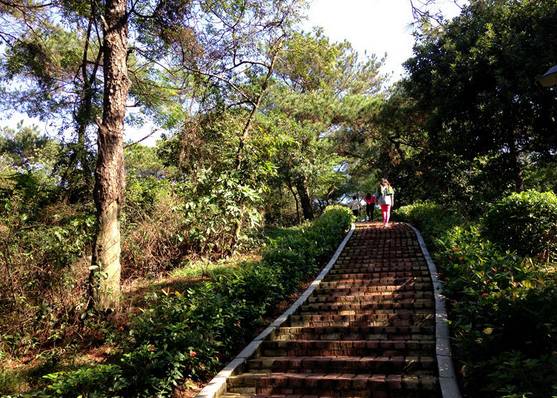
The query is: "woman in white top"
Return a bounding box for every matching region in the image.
[378,179,395,227]
[349,195,361,219]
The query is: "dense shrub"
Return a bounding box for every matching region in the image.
[399,200,557,398]
[122,167,267,277]
[394,201,464,247]
[37,206,353,397]
[0,199,95,358]
[122,192,187,278]
[435,225,557,398]
[482,190,557,260]
[177,169,264,256]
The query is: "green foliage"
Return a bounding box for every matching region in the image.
[482,190,557,260]
[121,144,267,276]
[394,201,464,246]
[275,28,382,95]
[0,368,29,396]
[2,25,87,117]
[483,351,557,398]
[125,176,173,216]
[0,195,95,355]
[179,168,264,255]
[356,1,557,209]
[401,200,557,398]
[0,126,60,209]
[44,365,124,398]
[0,127,99,384]
[38,206,352,397]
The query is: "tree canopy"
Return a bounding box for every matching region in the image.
[0,0,556,396]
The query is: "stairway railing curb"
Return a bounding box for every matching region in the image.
[195,223,356,398]
[406,223,462,398]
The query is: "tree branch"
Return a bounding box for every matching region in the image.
[124,128,159,148]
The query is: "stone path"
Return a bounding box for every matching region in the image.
[221,222,441,398]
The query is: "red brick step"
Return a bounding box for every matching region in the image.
[218,223,441,398]
[228,372,439,397]
[247,355,436,373]
[259,339,435,357]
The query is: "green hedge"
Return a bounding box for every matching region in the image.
[397,200,557,398]
[394,201,463,247]
[38,206,353,397]
[482,190,557,260]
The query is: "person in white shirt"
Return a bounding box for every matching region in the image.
[349,195,361,219]
[378,179,395,227]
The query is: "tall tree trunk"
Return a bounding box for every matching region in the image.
[287,178,301,224]
[294,176,313,220]
[89,0,129,310]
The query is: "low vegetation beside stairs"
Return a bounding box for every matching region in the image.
[37,206,353,398]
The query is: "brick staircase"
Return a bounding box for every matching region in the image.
[221,222,440,398]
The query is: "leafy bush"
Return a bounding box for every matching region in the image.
[125,176,173,218]
[0,199,95,357]
[122,192,187,278]
[38,206,353,397]
[44,365,124,398]
[178,168,264,256]
[394,201,463,246]
[482,190,557,260]
[435,225,557,398]
[400,199,557,398]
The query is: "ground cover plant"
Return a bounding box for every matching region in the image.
[14,206,353,397]
[1,0,557,397]
[396,194,557,398]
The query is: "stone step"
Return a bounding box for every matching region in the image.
[222,394,254,398]
[308,291,433,303]
[299,300,433,313]
[329,266,427,274]
[326,271,431,279]
[334,257,422,262]
[336,256,423,261]
[259,339,435,357]
[338,248,422,252]
[247,355,436,373]
[319,277,432,288]
[290,311,433,320]
[271,325,435,341]
[286,319,434,329]
[316,283,431,293]
[335,256,423,262]
[287,312,434,327]
[223,395,319,398]
[228,372,439,397]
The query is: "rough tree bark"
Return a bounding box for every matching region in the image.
[294,176,314,220]
[286,176,301,224]
[89,0,129,310]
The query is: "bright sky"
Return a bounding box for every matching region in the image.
[1,0,465,144]
[304,0,464,80]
